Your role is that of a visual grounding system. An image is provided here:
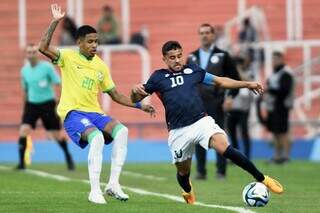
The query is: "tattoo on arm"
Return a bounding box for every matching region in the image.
[39,20,59,60]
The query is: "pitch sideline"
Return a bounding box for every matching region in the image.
[0,165,255,213]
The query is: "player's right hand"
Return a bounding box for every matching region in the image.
[141,104,156,118]
[132,84,149,96]
[51,4,65,21]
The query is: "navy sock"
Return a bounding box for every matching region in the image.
[223,145,264,182]
[176,172,191,193]
[57,140,72,161]
[58,139,69,154]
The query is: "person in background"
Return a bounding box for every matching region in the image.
[97,5,121,44]
[238,17,258,45]
[214,25,231,51]
[264,51,294,164]
[59,16,77,46]
[187,23,240,180]
[238,18,258,61]
[224,52,255,159]
[17,43,74,170]
[130,25,149,48]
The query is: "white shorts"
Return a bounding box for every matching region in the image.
[168,116,227,164]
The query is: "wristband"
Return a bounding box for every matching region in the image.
[135,102,142,109]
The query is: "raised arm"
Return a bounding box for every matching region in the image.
[38,4,65,61]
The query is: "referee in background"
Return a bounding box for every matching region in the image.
[16,44,74,170]
[187,24,240,180]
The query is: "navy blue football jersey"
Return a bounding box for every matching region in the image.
[144,64,209,130]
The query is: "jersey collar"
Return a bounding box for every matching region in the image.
[78,51,94,61]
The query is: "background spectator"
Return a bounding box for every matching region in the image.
[130,25,149,48]
[97,5,121,44]
[187,23,240,180]
[238,17,258,44]
[214,25,231,51]
[225,52,255,159]
[263,51,295,164]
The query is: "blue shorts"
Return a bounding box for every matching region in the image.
[64,110,113,149]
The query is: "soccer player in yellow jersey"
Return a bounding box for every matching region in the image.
[38,4,155,204]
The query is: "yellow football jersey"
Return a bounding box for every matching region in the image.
[54,49,115,120]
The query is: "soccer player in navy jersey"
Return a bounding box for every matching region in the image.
[131,41,283,204]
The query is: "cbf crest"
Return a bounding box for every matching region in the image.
[97,71,104,82]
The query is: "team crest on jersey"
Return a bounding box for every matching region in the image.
[97,71,104,82]
[188,54,197,62]
[183,68,193,74]
[80,118,91,127]
[210,55,220,64]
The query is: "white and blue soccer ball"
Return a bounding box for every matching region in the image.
[242,182,270,207]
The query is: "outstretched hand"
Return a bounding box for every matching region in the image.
[141,104,156,118]
[248,82,264,95]
[51,4,65,21]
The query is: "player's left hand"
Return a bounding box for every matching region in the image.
[141,104,156,118]
[248,82,264,95]
[132,84,149,96]
[51,4,65,21]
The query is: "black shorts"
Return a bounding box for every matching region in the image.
[266,109,290,134]
[22,100,61,130]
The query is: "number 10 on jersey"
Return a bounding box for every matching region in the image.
[170,76,184,88]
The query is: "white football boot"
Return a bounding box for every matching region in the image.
[104,183,129,201]
[88,191,107,204]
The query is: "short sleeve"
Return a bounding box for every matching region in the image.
[20,68,27,90]
[202,72,216,86]
[47,63,61,84]
[143,73,158,94]
[191,64,206,83]
[101,65,116,92]
[52,49,71,67]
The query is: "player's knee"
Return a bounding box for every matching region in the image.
[177,168,190,176]
[120,125,128,135]
[112,123,128,139]
[19,125,32,136]
[209,133,229,154]
[176,162,191,176]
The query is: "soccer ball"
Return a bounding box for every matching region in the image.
[242,182,270,207]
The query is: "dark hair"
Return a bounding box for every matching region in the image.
[199,23,215,33]
[103,5,113,12]
[273,51,284,58]
[76,25,97,39]
[162,41,182,56]
[243,18,251,26]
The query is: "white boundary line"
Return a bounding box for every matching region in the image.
[0,166,255,213]
[122,171,167,181]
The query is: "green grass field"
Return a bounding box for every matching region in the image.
[1,161,319,213]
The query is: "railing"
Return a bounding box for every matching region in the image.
[225,5,271,45]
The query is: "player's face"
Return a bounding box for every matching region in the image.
[25,46,38,62]
[163,48,185,72]
[199,26,215,47]
[78,33,98,58]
